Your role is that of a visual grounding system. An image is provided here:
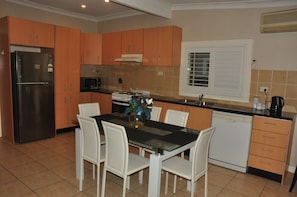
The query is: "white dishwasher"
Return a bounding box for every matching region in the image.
[209,111,252,173]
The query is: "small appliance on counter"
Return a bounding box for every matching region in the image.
[270,96,284,115]
[80,77,101,91]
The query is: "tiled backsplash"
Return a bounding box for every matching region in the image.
[251,69,297,112]
[81,65,297,112]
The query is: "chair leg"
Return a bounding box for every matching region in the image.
[123,176,127,197]
[290,167,297,192]
[79,158,83,191]
[96,164,100,197]
[165,172,169,195]
[93,164,95,179]
[101,166,107,197]
[173,175,177,193]
[191,181,195,197]
[204,172,208,197]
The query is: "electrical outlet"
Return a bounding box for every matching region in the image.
[260,86,268,92]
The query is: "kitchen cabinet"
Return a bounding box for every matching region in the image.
[153,101,212,130]
[143,26,182,66]
[55,26,80,129]
[121,29,143,54]
[0,17,14,143]
[91,93,112,114]
[8,16,54,48]
[102,32,121,65]
[248,116,292,184]
[80,32,102,65]
[79,92,92,103]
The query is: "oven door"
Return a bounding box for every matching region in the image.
[112,100,129,113]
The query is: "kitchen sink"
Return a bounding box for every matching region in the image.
[176,99,217,107]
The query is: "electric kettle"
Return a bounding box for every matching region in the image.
[270,96,285,115]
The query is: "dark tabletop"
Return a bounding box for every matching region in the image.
[93,114,199,153]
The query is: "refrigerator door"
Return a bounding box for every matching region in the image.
[11,51,55,143]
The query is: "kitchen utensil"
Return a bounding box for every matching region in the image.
[270,96,284,115]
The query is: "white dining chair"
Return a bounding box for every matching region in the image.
[78,102,101,117]
[164,109,189,127]
[77,115,106,197]
[162,126,215,197]
[150,106,162,121]
[78,102,105,179]
[164,109,189,158]
[101,120,150,197]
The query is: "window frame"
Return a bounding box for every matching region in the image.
[179,39,253,102]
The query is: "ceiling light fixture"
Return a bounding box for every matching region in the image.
[81,4,86,8]
[105,0,109,2]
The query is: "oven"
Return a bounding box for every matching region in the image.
[111,92,132,113]
[111,90,150,114]
[112,100,130,113]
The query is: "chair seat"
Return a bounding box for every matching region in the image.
[128,153,150,175]
[163,156,192,179]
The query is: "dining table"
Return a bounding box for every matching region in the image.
[75,113,200,197]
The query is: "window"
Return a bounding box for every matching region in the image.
[179,40,253,102]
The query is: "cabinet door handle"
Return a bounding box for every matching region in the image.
[264,122,276,126]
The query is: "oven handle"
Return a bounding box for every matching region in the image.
[112,101,130,106]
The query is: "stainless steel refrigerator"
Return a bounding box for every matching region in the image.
[11,50,55,143]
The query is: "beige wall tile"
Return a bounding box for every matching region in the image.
[272,71,287,84]
[258,70,272,83]
[286,85,297,99]
[287,71,297,85]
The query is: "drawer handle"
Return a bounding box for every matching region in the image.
[262,135,275,139]
[262,148,274,153]
[264,122,277,126]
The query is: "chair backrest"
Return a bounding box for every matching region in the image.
[150,106,162,121]
[192,126,215,181]
[77,115,101,164]
[164,109,189,127]
[101,120,129,177]
[78,102,101,117]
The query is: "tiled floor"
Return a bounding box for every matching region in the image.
[1,131,297,197]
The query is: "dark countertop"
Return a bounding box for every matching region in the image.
[84,89,296,120]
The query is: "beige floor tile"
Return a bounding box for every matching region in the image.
[0,168,17,184]
[35,180,79,197]
[1,131,296,197]
[19,170,62,190]
[218,188,250,197]
[0,180,32,197]
[225,175,265,196]
[0,154,33,169]
[8,161,47,178]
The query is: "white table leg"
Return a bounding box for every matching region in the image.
[148,153,162,197]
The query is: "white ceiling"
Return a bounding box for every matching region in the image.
[6,0,297,22]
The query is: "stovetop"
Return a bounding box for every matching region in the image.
[112,90,150,102]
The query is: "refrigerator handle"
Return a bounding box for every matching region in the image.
[16,82,49,85]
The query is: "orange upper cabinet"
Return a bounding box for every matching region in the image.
[8,16,54,48]
[102,31,121,65]
[143,26,182,66]
[81,32,102,65]
[121,29,143,54]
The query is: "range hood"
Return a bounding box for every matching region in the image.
[114,54,143,63]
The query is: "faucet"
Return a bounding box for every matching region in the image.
[198,94,204,105]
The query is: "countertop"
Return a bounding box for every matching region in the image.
[83,89,296,120]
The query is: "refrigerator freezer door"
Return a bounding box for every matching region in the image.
[14,51,54,84]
